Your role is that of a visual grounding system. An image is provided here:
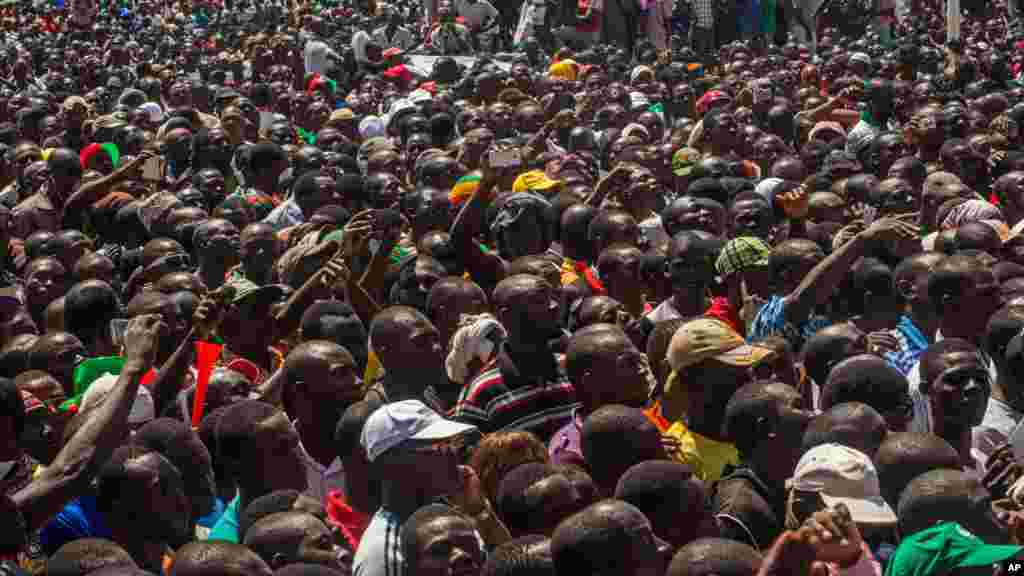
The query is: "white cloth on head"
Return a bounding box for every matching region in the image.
[445,313,508,384]
[138,102,164,124]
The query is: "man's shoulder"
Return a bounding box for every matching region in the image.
[463,364,506,396]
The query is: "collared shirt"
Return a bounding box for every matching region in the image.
[296,429,347,505]
[452,341,578,441]
[262,198,305,232]
[884,315,930,375]
[548,409,585,467]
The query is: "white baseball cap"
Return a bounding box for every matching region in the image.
[361,400,477,462]
[790,443,897,526]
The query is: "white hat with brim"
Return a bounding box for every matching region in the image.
[790,443,898,526]
[361,399,477,462]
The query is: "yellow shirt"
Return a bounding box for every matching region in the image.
[663,420,740,484]
[561,257,580,285]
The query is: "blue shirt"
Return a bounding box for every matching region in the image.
[40,496,111,556]
[197,497,226,529]
[748,295,830,351]
[884,315,929,375]
[207,495,241,543]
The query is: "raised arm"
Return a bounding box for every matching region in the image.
[62,151,152,224]
[784,216,918,323]
[12,314,164,531]
[448,159,508,287]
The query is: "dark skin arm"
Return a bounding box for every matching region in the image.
[151,285,236,418]
[12,314,164,531]
[273,251,351,338]
[357,212,405,306]
[784,216,918,323]
[584,165,632,208]
[776,179,811,241]
[338,212,384,326]
[62,151,152,223]
[448,158,508,288]
[793,85,862,128]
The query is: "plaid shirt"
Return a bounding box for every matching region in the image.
[687,0,715,28]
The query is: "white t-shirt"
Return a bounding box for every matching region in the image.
[455,0,499,28]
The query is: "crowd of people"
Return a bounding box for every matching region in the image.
[2,0,1024,574]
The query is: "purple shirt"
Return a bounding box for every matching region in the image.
[548,410,586,468]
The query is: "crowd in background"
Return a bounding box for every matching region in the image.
[2,0,1024,574]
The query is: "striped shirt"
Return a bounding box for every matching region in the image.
[353,509,403,576]
[452,344,578,442]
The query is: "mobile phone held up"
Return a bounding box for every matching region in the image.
[489,148,522,169]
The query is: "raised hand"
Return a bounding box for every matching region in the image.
[122,313,168,371]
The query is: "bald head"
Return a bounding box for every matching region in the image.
[955,222,1002,255]
[368,306,433,352]
[47,538,136,576]
[800,323,866,387]
[551,499,667,576]
[897,468,1004,543]
[243,511,329,568]
[666,538,761,576]
[801,402,887,458]
[492,274,551,308]
[142,238,186,268]
[172,541,273,576]
[874,432,960,508]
